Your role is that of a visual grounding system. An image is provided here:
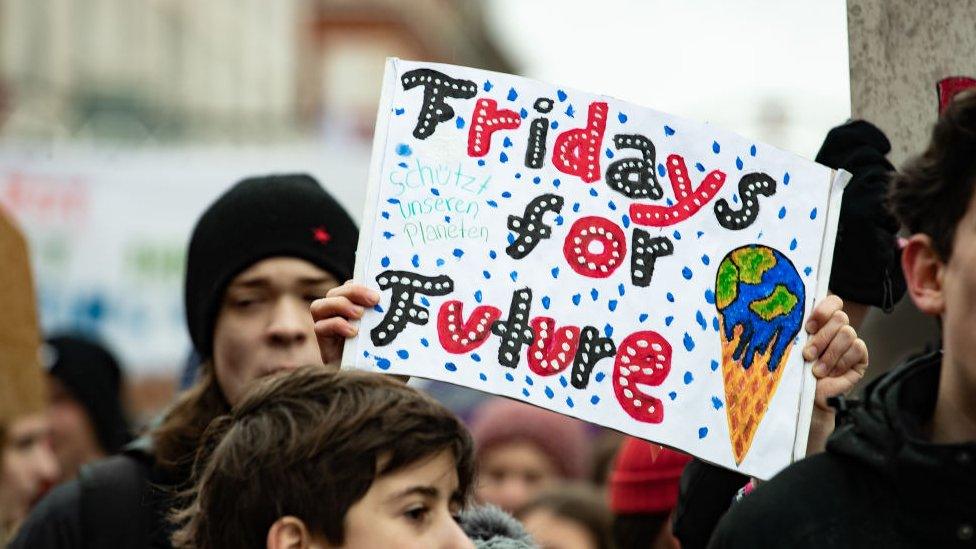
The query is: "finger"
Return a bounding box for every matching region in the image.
[325,283,380,305]
[803,309,849,362]
[828,338,868,378]
[314,317,358,339]
[805,294,843,334]
[814,325,857,377]
[815,364,867,407]
[311,296,366,322]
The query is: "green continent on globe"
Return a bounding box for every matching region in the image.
[730,247,776,284]
[716,258,739,309]
[748,284,799,320]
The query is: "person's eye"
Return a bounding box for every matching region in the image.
[404,505,430,524]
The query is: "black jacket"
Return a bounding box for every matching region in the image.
[9,438,180,548]
[709,351,976,548]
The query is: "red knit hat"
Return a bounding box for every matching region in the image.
[469,398,589,479]
[609,437,691,514]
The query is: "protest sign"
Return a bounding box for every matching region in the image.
[344,59,847,479]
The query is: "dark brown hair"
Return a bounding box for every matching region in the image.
[151,363,229,473]
[516,484,615,549]
[170,367,474,549]
[889,89,976,260]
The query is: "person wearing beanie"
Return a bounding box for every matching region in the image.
[516,484,613,549]
[43,334,132,482]
[12,173,366,549]
[609,438,690,549]
[469,398,589,513]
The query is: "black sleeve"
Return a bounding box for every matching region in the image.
[671,458,749,549]
[8,480,84,548]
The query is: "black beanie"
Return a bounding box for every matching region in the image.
[44,334,132,454]
[184,174,358,359]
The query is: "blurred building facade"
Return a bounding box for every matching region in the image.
[0,0,513,146]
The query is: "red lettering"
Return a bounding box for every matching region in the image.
[527,317,580,376]
[437,300,501,354]
[613,330,671,423]
[467,98,521,157]
[630,154,725,227]
[562,216,626,278]
[552,101,608,183]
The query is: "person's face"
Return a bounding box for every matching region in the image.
[520,508,597,549]
[0,414,60,528]
[317,449,473,549]
[936,199,976,390]
[475,440,560,513]
[47,377,103,481]
[213,257,339,406]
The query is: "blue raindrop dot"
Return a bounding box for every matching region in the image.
[684,371,694,384]
[436,258,445,267]
[595,372,606,382]
[712,141,721,153]
[810,207,818,220]
[387,198,400,204]
[545,387,555,398]
[487,200,497,208]
[669,391,678,400]
[608,300,618,311]
[790,238,798,251]
[673,230,682,240]
[411,255,419,268]
[420,297,430,307]
[453,248,464,258]
[394,107,405,115]
[565,104,575,117]
[560,376,568,388]
[456,117,465,129]
[479,373,488,381]
[682,267,693,280]
[732,194,739,204]
[589,188,598,197]
[515,173,522,179]
[381,211,390,219]
[683,333,695,351]
[665,316,674,326]
[712,317,720,331]
[657,163,666,177]
[505,372,514,381]
[666,292,675,303]
[711,359,719,371]
[618,112,628,123]
[472,353,482,362]
[697,231,705,238]
[551,267,560,279]
[664,125,675,136]
[522,388,531,397]
[397,349,409,359]
[618,284,626,296]
[519,108,528,119]
[489,250,498,260]
[591,395,600,404]
[474,290,483,303]
[510,271,518,282]
[695,163,706,173]
[553,178,561,188]
[525,375,534,386]
[533,176,541,184]
[698,427,709,439]
[501,191,511,198]
[736,157,743,170]
[572,202,580,212]
[550,121,559,129]
[445,362,457,372]
[381,256,390,267]
[804,266,813,276]
[702,255,711,266]
[363,350,370,358]
[398,162,408,168]
[608,200,617,211]
[696,311,707,330]
[705,289,715,304]
[507,233,516,245]
[502,137,513,148]
[500,152,509,163]
[478,159,486,167]
[712,396,724,410]
[566,397,575,408]
[778,206,787,219]
[605,148,614,159]
[604,323,614,337]
[376,357,391,370]
[483,80,493,92]
[396,143,412,156]
[445,215,451,223]
[784,172,791,185]
[639,313,649,322]
[750,144,757,157]
[421,338,429,347]
[554,215,563,226]
[373,304,384,313]
[557,89,567,102]
[507,88,518,101]
[542,296,551,309]
[572,294,581,306]
[622,214,631,228]
[591,288,599,301]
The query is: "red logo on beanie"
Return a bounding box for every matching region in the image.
[312,226,331,245]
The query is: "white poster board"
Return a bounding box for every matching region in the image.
[344,59,846,479]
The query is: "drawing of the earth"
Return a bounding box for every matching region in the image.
[715,245,805,372]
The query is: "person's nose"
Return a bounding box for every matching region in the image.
[439,512,476,549]
[32,442,61,487]
[266,296,311,347]
[495,478,530,513]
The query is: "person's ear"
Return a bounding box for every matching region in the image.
[267,516,316,549]
[901,234,946,315]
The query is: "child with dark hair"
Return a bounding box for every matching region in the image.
[516,484,614,549]
[171,366,476,549]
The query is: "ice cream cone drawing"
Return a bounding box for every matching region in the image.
[715,245,805,465]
